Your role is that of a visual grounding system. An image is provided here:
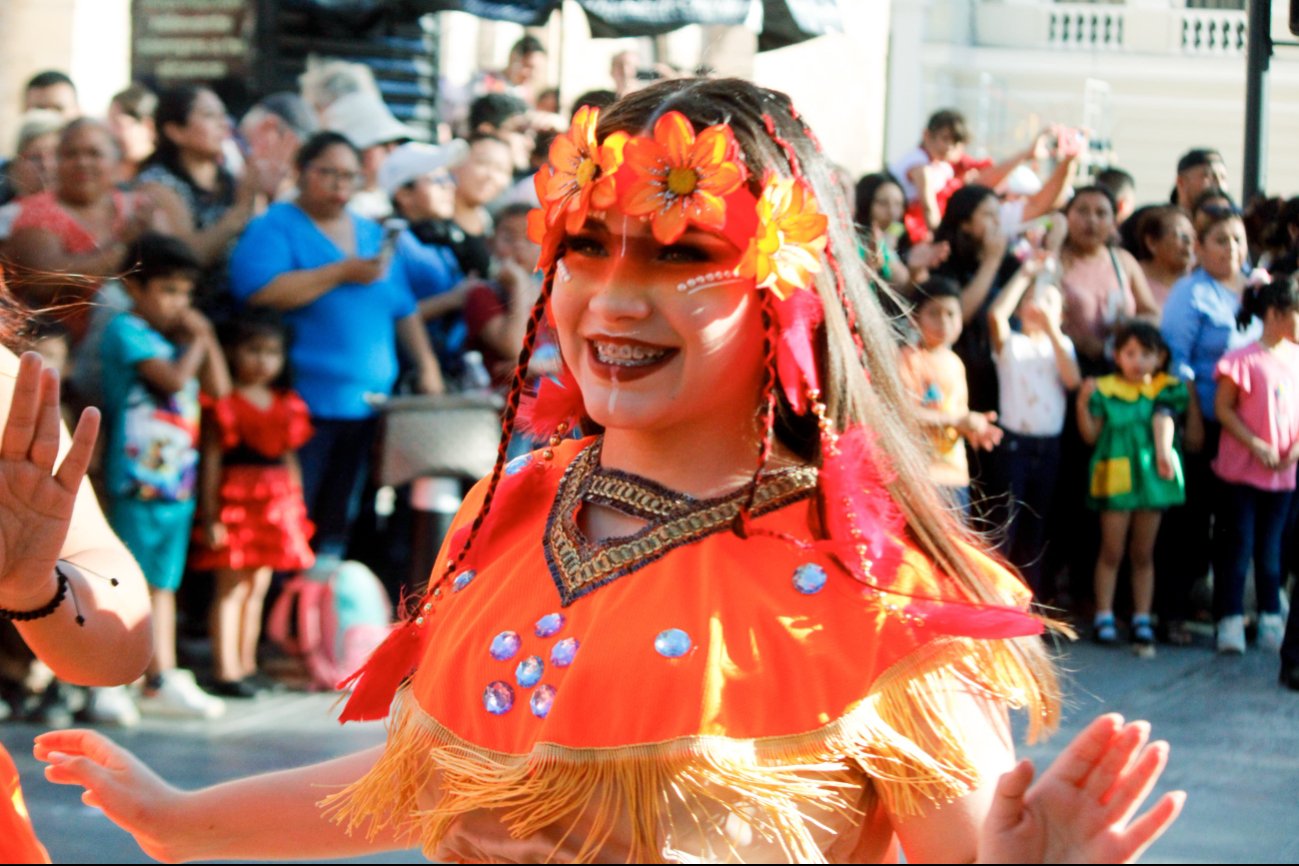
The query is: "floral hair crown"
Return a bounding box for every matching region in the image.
[527,106,829,301]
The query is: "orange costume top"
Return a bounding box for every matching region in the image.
[327,438,1044,864]
[1,744,50,864]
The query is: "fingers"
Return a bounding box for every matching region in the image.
[1102,740,1170,828]
[28,366,63,472]
[1083,720,1150,805]
[55,406,100,492]
[1044,713,1124,788]
[0,352,44,460]
[984,759,1036,835]
[1112,790,1186,864]
[34,728,121,766]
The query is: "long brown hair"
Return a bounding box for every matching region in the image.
[453,78,1060,733]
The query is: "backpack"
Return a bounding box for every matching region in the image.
[265,559,394,692]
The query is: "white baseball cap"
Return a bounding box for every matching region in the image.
[378,140,469,196]
[323,91,420,151]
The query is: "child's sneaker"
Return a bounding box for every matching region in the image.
[1216,615,1247,655]
[81,686,141,728]
[1258,613,1285,653]
[1093,613,1119,646]
[1131,616,1156,659]
[138,670,225,720]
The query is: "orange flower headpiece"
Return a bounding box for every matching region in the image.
[528,109,827,300]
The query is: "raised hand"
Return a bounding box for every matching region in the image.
[35,729,189,863]
[978,714,1184,864]
[0,353,99,610]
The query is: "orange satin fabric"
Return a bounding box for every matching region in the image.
[0,744,50,865]
[408,437,1021,755]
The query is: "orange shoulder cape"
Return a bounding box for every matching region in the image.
[326,439,1044,862]
[1,744,50,864]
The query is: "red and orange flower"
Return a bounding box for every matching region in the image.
[737,175,829,300]
[539,105,624,234]
[621,111,747,245]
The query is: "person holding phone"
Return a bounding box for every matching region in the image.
[228,132,443,559]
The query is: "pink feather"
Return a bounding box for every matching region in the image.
[518,364,586,439]
[904,600,1045,639]
[773,291,823,413]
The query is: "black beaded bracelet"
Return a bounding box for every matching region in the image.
[0,567,70,623]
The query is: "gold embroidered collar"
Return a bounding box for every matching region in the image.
[544,441,819,606]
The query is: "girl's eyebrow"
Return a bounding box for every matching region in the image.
[580,217,609,234]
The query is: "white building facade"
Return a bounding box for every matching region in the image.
[886,0,1299,204]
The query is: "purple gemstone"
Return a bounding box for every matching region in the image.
[534,613,566,638]
[530,684,557,718]
[654,628,692,659]
[453,570,477,592]
[483,681,514,715]
[550,637,579,668]
[792,563,828,595]
[489,631,521,661]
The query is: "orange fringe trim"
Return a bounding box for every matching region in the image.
[321,636,1053,864]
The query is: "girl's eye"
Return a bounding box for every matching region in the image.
[566,235,607,257]
[658,244,712,264]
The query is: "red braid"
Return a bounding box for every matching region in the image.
[736,289,780,533]
[443,267,557,580]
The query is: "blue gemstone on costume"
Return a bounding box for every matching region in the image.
[516,655,544,688]
[530,684,557,718]
[654,628,692,659]
[792,563,828,595]
[505,454,532,476]
[483,681,514,715]
[535,613,566,638]
[453,570,477,592]
[489,631,521,661]
[550,638,579,668]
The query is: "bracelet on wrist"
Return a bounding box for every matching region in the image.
[0,565,80,625]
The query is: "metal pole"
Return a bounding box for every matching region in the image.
[1244,0,1273,202]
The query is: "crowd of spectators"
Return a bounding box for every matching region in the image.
[2,41,1298,725]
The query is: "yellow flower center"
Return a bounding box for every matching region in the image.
[575,158,598,187]
[666,167,699,197]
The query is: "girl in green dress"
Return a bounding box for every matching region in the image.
[1077,321,1188,655]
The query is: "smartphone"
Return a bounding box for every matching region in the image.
[379,218,408,263]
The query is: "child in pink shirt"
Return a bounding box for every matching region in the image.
[1211,276,1299,655]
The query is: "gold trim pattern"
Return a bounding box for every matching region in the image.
[544,441,819,606]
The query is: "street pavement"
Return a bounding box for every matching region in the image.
[3,637,1296,863]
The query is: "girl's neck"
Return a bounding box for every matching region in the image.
[1260,327,1288,351]
[300,199,345,224]
[1066,239,1105,260]
[1119,370,1154,386]
[600,414,775,501]
[235,380,274,407]
[178,150,218,190]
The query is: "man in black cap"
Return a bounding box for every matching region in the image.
[1172,148,1229,212]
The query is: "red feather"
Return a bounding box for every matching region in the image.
[773,291,823,413]
[337,620,423,723]
[905,600,1045,639]
[518,364,586,439]
[819,424,903,567]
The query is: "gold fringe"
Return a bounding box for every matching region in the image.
[321,636,1048,863]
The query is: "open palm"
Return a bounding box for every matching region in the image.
[979,714,1185,863]
[0,353,98,607]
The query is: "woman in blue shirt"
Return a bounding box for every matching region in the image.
[230,132,444,559]
[1158,208,1259,642]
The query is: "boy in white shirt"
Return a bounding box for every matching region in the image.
[988,255,1082,595]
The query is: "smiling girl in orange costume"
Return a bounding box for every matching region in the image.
[36,80,1183,864]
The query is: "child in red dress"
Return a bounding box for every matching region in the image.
[191,311,314,697]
